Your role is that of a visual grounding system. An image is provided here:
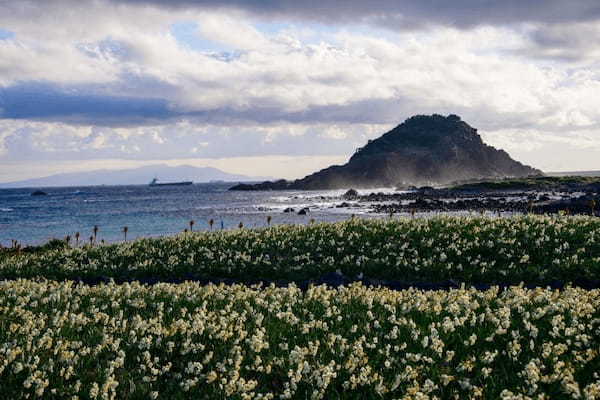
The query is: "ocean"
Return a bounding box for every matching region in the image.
[0,183,378,246]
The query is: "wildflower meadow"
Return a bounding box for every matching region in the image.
[1,215,600,399]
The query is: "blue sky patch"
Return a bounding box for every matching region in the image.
[170,21,230,53]
[0,28,15,40]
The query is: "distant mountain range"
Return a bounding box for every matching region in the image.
[0,164,272,188]
[232,114,541,190]
[548,170,600,177]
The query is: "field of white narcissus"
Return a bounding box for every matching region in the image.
[1,280,600,399]
[1,216,599,285]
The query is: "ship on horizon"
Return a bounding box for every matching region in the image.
[149,178,193,187]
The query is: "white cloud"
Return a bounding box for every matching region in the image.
[0,155,349,182]
[0,37,119,85]
[0,0,599,180]
[482,128,600,172]
[0,118,386,162]
[196,12,272,51]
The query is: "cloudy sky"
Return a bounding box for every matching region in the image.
[1,0,599,182]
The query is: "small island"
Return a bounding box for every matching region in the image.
[231,114,540,191]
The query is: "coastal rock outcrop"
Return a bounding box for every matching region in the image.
[343,189,359,199]
[230,114,541,190]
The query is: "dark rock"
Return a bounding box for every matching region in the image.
[343,188,359,199]
[229,179,292,191]
[298,207,310,215]
[283,207,295,213]
[417,186,436,195]
[534,194,600,216]
[31,190,48,196]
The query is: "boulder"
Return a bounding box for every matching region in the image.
[343,188,359,199]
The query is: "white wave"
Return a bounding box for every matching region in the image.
[0,207,14,212]
[268,196,292,202]
[270,187,405,203]
[357,187,405,195]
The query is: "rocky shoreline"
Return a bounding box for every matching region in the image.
[331,185,600,216]
[260,183,600,217]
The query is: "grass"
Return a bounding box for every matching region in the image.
[0,238,70,262]
[1,215,599,286]
[2,216,600,398]
[451,175,600,191]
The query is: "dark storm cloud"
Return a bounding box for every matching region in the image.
[0,82,177,126]
[0,81,419,127]
[187,98,409,126]
[0,80,552,131]
[108,0,600,28]
[165,96,438,127]
[521,23,600,61]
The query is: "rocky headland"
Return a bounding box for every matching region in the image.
[231,114,540,191]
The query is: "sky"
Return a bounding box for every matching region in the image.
[1,0,600,182]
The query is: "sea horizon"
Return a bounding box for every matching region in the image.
[0,182,385,246]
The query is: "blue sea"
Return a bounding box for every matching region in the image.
[0,183,378,246]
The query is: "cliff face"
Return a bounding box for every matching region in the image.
[231,114,541,190]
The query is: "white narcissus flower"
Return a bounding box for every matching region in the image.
[1,260,599,398]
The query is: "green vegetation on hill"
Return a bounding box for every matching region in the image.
[2,216,599,285]
[0,238,69,262]
[451,175,600,191]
